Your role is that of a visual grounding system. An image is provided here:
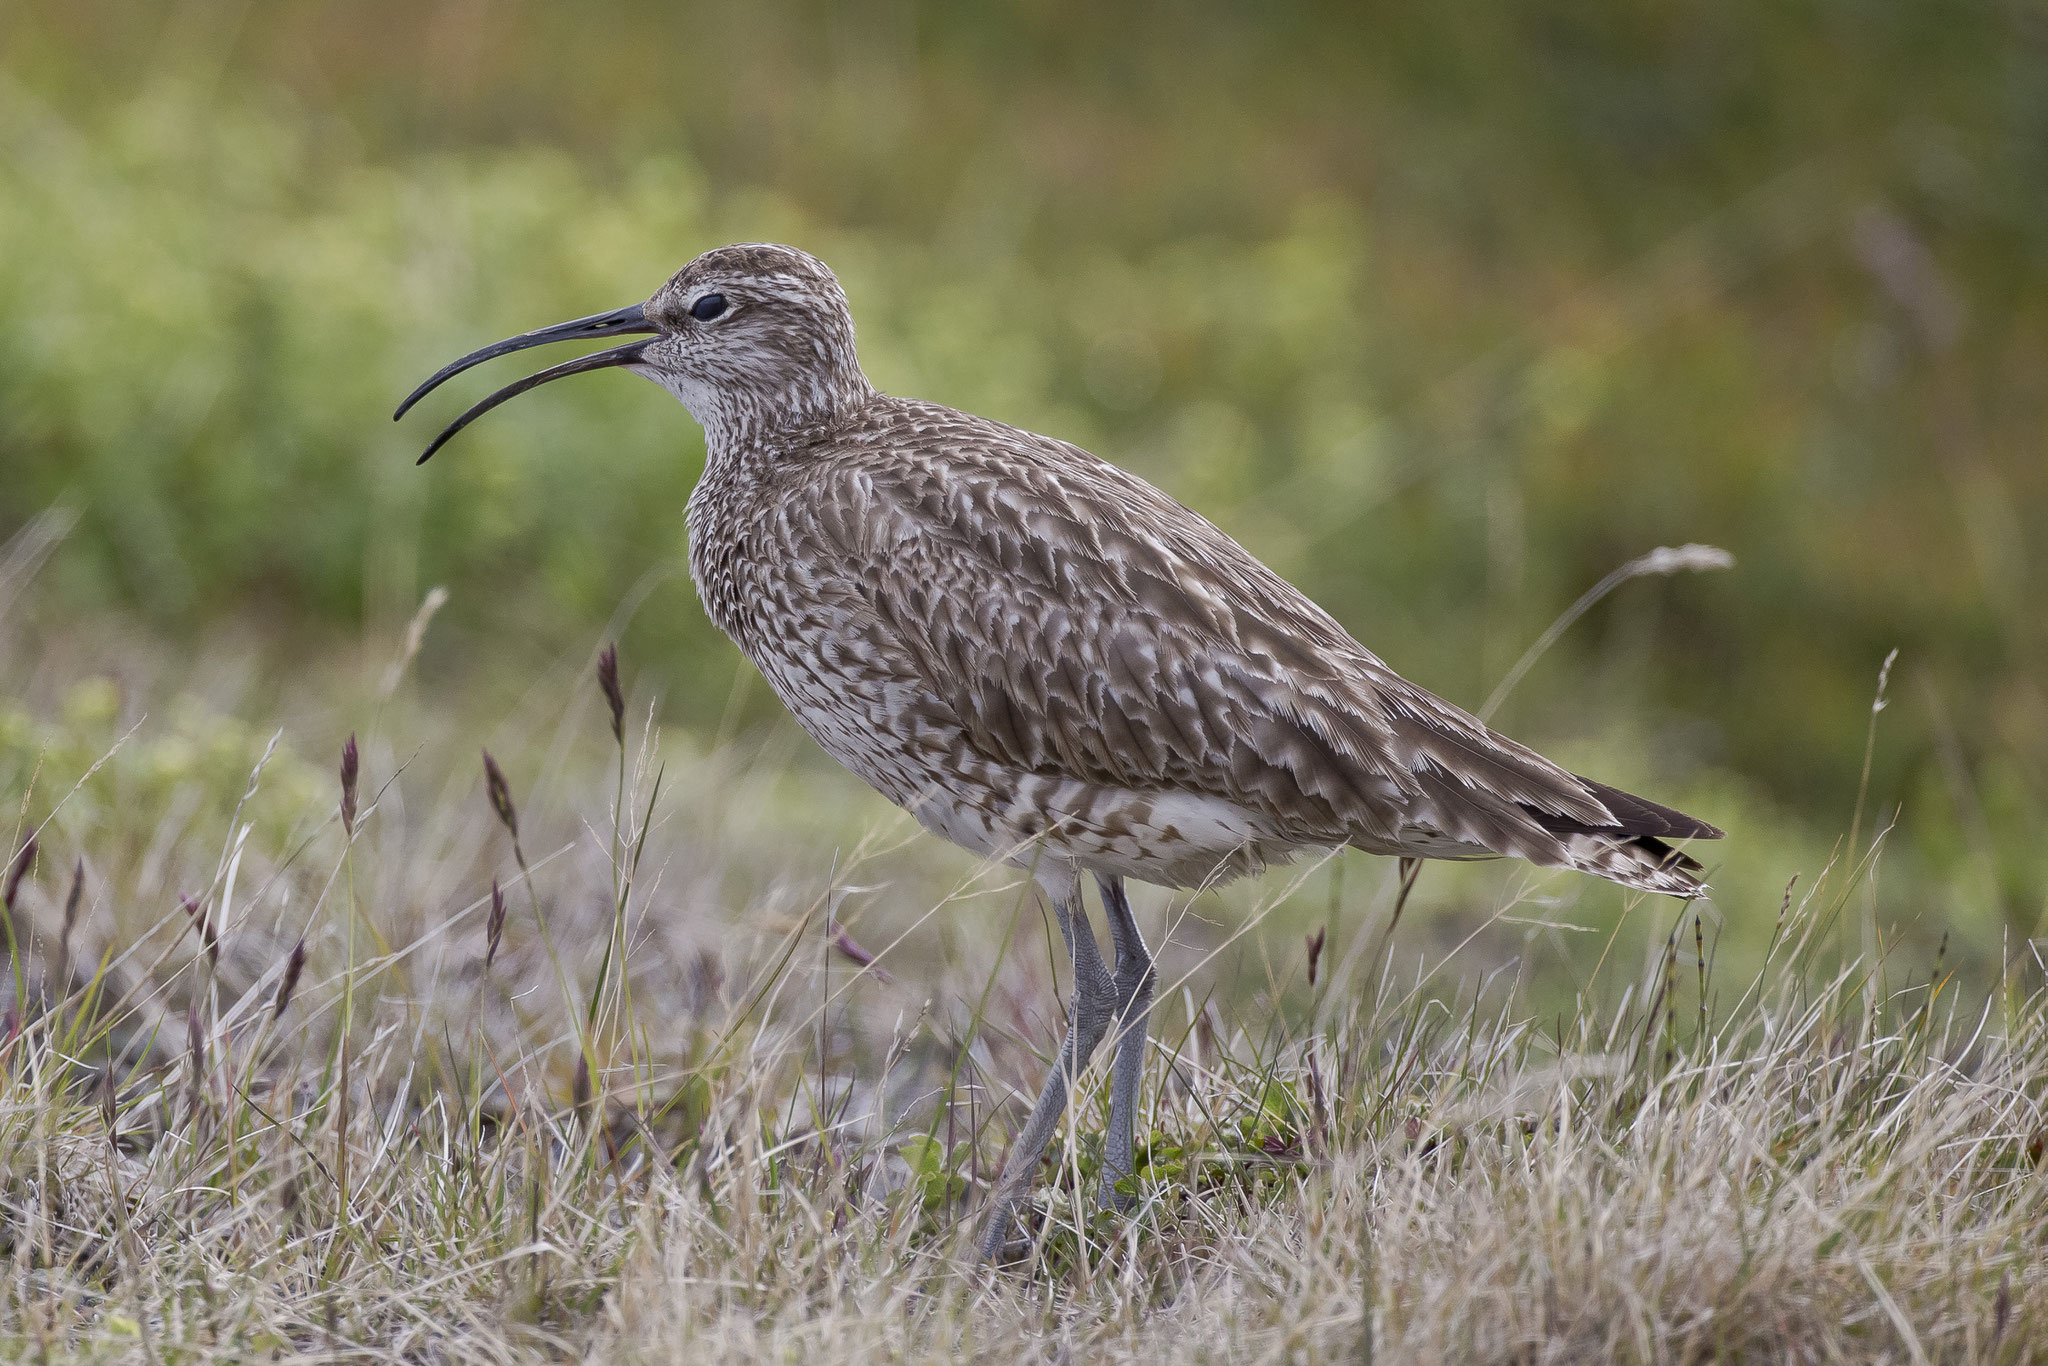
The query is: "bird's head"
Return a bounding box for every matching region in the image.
[399,243,874,462]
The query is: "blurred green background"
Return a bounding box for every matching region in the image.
[2,1,2044,964]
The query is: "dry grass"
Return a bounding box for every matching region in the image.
[0,631,2041,1365]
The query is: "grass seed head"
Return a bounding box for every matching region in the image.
[1305,925,1326,989]
[273,939,306,1019]
[573,1053,593,1118]
[486,878,507,967]
[181,893,219,966]
[2,836,35,909]
[598,644,625,746]
[186,1008,205,1078]
[54,858,85,1005]
[62,857,83,940]
[482,749,518,838]
[340,732,360,836]
[829,920,892,982]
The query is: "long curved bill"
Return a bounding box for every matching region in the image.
[411,338,655,464]
[396,302,659,463]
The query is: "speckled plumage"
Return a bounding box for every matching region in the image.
[648,246,1718,904]
[406,241,1720,1258]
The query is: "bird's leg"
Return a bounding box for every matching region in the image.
[1096,874,1156,1212]
[979,883,1117,1261]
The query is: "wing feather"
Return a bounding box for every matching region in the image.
[784,404,1641,862]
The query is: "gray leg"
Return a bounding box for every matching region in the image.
[980,882,1118,1261]
[1096,874,1156,1210]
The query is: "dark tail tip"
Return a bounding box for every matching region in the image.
[1567,775,1722,841]
[1629,833,1703,875]
[1521,776,1722,874]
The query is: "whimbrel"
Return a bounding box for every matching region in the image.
[399,243,1720,1259]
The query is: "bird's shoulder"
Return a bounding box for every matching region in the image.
[779,397,1347,650]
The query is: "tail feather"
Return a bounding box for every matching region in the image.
[1523,775,1721,898]
[1557,830,1708,897]
[1565,775,1723,841]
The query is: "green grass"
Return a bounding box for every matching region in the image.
[0,607,2037,1363]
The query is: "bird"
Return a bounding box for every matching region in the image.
[398,242,1721,1260]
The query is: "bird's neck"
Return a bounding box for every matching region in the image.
[672,367,877,460]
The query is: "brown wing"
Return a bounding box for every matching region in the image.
[789,402,1690,869]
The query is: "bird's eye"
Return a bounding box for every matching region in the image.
[690,293,729,322]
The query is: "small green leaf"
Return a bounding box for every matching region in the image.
[898,1135,945,1178]
[898,1136,963,1210]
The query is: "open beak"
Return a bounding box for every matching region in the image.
[396,304,658,464]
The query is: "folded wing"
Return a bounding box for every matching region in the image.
[793,407,1717,893]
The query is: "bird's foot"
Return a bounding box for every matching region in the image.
[1096,1172,1137,1213]
[978,1198,1035,1264]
